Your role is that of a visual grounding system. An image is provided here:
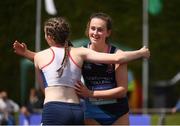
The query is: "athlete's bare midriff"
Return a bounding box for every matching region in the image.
[44,85,80,104]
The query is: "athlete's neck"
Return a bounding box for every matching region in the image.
[51,43,63,48]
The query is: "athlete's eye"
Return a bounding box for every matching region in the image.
[97,28,103,32]
[90,26,96,31]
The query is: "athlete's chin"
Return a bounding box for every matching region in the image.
[90,39,99,44]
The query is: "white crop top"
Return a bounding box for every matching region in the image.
[40,47,81,88]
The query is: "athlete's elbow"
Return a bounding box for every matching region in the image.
[122,88,128,95]
[116,88,127,98]
[117,56,127,64]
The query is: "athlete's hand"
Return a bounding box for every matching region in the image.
[140,46,150,59]
[13,40,27,56]
[74,81,93,98]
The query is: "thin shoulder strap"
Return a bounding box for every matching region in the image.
[110,45,117,54]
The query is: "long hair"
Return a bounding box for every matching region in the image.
[56,40,70,77]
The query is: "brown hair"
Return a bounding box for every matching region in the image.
[44,17,72,77]
[85,12,112,42]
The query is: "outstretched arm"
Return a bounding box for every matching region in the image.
[81,46,150,64]
[13,40,36,61]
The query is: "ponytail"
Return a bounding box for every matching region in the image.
[56,41,70,77]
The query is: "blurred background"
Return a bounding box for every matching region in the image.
[0,0,180,125]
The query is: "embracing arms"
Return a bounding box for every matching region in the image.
[79,46,150,64]
[13,40,150,65]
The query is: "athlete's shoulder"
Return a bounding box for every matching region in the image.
[72,46,90,51]
[108,44,120,53]
[36,48,50,56]
[35,48,52,61]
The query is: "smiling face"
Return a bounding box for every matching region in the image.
[88,18,111,45]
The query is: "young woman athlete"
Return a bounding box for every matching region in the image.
[75,12,132,125]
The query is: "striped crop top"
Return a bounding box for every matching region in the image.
[40,47,81,88]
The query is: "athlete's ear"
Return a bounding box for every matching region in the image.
[47,35,54,42]
[45,35,54,45]
[47,35,52,39]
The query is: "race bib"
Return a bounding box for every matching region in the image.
[89,98,117,105]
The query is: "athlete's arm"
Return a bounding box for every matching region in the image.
[13,40,36,61]
[34,54,45,93]
[75,49,128,99]
[79,46,150,64]
[75,64,128,99]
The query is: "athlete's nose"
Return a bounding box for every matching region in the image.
[93,29,98,35]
